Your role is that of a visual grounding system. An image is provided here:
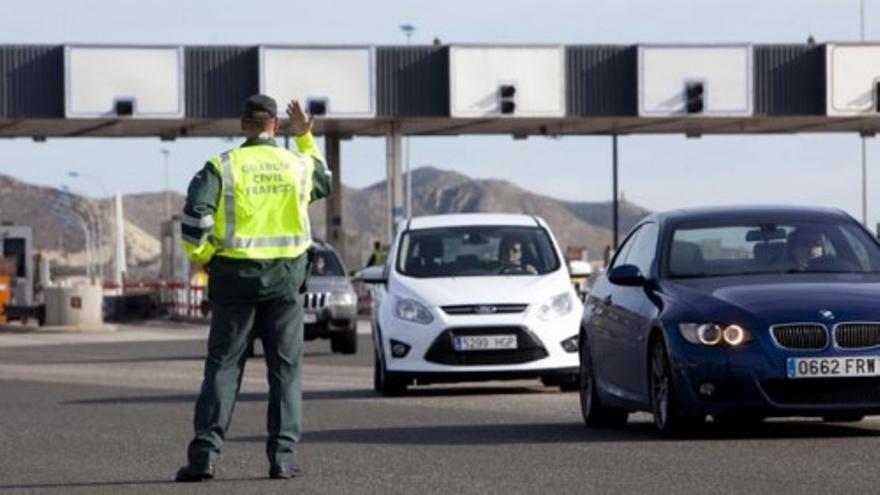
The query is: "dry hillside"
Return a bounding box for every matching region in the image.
[0,168,650,276]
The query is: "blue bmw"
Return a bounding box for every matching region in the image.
[579,206,880,435]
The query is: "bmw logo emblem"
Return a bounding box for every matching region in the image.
[819,310,835,321]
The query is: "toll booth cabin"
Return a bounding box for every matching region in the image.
[0,225,34,307]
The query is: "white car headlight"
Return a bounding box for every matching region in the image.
[327,291,356,306]
[394,298,434,324]
[678,323,752,346]
[534,292,574,321]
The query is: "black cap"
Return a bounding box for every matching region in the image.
[243,94,277,119]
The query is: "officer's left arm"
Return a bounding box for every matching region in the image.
[294,132,333,203]
[181,163,222,265]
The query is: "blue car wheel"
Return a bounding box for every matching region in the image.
[579,333,628,428]
[650,337,704,436]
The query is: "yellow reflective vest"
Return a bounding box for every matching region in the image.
[182,138,320,264]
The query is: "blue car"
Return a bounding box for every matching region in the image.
[579,206,880,435]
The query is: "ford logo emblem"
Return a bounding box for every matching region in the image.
[819,310,835,321]
[475,305,497,315]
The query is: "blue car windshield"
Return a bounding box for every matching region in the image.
[397,226,560,278]
[668,221,880,278]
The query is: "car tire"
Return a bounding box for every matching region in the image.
[330,323,358,355]
[540,375,579,392]
[649,337,703,437]
[579,333,628,428]
[373,345,407,396]
[559,375,579,392]
[822,413,865,423]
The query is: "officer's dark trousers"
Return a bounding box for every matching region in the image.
[186,295,303,467]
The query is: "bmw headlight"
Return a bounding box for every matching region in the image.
[678,323,752,347]
[534,292,575,322]
[394,298,434,324]
[327,291,356,306]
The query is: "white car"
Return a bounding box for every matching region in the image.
[363,213,582,395]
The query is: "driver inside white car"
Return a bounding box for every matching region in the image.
[500,237,537,274]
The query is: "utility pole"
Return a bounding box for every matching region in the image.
[860,0,869,226]
[400,23,416,219]
[68,170,112,284]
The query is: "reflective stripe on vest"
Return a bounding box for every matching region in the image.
[181,212,214,229]
[217,148,311,252]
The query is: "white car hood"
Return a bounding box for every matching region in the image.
[390,271,569,307]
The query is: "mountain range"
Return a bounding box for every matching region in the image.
[0,167,650,276]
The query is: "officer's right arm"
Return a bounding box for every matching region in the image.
[294,132,333,202]
[181,162,222,265]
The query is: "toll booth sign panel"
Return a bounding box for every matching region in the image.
[65,46,184,119]
[449,46,566,118]
[638,45,753,117]
[259,47,376,119]
[826,44,880,116]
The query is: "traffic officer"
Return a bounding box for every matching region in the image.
[175,94,331,482]
[366,240,386,266]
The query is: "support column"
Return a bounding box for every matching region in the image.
[113,192,126,287]
[386,123,404,243]
[324,134,344,261]
[612,134,619,248]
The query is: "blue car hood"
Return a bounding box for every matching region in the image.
[663,273,880,326]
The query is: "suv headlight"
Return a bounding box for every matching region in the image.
[678,323,752,346]
[394,298,434,324]
[327,291,356,306]
[534,292,574,321]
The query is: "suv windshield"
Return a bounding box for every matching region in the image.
[668,220,880,278]
[397,226,560,278]
[310,250,346,277]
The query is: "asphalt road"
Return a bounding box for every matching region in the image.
[1,320,880,494]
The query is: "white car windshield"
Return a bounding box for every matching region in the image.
[397,226,560,278]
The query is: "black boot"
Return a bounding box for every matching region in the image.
[175,463,215,482]
[269,462,303,479]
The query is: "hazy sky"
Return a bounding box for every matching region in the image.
[1,0,878,226]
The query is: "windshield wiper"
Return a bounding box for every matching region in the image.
[781,269,864,274]
[669,273,714,279]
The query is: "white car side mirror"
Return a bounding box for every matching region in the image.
[568,260,593,278]
[360,265,388,284]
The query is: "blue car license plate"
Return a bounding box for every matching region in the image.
[787,357,880,378]
[453,335,517,351]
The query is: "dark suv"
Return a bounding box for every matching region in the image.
[304,241,359,354]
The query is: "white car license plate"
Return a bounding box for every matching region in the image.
[787,356,880,378]
[303,313,317,324]
[453,335,517,351]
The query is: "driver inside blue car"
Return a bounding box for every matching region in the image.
[787,228,825,271]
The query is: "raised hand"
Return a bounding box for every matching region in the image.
[286,100,313,137]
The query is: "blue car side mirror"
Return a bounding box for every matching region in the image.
[608,264,646,287]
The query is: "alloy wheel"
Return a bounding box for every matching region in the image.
[579,343,594,421]
[650,340,670,430]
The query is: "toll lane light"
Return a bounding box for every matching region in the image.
[115,98,135,117]
[499,84,516,115]
[307,98,328,116]
[685,82,704,114]
[875,82,880,113]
